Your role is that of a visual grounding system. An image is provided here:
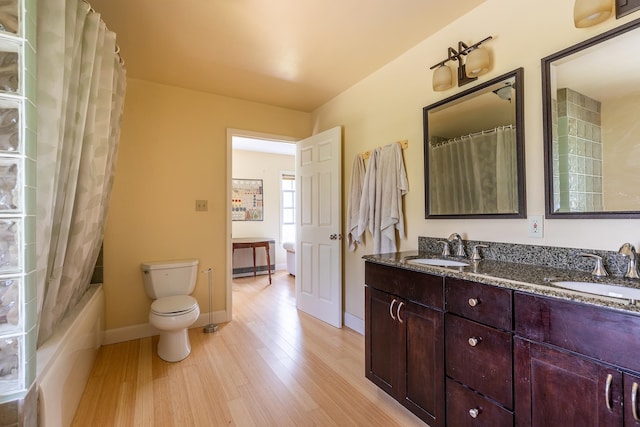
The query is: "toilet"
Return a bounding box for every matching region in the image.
[141,259,200,362]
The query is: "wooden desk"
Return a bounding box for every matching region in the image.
[232,238,272,284]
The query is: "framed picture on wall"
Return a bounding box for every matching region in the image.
[232,178,264,221]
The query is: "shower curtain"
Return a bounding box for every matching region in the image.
[429,126,517,215]
[36,0,126,345]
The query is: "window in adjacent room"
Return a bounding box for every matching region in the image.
[281,172,295,243]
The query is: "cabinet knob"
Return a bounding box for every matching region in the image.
[468,337,481,347]
[469,408,480,418]
[468,298,479,307]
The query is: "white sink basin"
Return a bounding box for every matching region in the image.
[552,281,640,300]
[407,258,469,268]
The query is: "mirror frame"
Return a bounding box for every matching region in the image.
[542,18,640,219]
[423,68,526,219]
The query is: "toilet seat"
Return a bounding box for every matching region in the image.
[151,295,198,317]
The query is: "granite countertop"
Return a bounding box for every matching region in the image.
[363,250,640,315]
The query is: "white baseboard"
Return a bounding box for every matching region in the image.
[344,312,364,335]
[103,309,229,345]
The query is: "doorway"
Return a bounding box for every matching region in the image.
[226,129,297,321]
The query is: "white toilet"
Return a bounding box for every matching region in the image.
[141,259,200,362]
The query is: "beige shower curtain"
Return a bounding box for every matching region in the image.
[36,0,126,345]
[429,126,517,215]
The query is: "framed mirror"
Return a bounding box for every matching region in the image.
[423,68,526,218]
[543,18,640,218]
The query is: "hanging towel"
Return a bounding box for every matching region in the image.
[347,153,366,251]
[378,142,408,253]
[357,147,380,243]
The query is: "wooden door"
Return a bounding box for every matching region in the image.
[365,286,401,398]
[402,300,444,427]
[625,372,640,426]
[514,337,623,427]
[296,126,342,327]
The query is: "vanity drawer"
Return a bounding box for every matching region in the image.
[446,314,513,409]
[365,262,444,309]
[515,292,640,373]
[446,278,512,330]
[446,378,513,427]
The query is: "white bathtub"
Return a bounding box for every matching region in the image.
[36,284,104,427]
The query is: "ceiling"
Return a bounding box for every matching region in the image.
[89,0,486,112]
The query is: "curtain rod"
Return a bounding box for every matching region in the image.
[362,139,408,160]
[82,0,125,66]
[430,125,514,147]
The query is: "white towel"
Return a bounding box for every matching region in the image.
[357,147,379,241]
[347,153,366,251]
[357,142,408,254]
[378,142,408,253]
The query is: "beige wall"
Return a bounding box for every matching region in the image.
[106,1,640,334]
[232,149,295,266]
[602,94,640,210]
[311,0,640,322]
[104,79,310,330]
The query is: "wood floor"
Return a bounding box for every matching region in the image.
[72,270,425,426]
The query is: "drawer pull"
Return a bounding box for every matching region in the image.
[605,373,613,412]
[468,337,481,347]
[397,301,404,324]
[469,408,480,418]
[633,382,639,421]
[389,299,397,320]
[468,298,479,307]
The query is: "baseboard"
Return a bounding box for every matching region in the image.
[344,312,364,335]
[103,309,229,345]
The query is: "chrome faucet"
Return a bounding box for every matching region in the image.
[471,244,489,262]
[448,233,466,257]
[437,240,451,257]
[618,243,640,279]
[579,253,608,277]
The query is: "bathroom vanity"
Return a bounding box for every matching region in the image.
[364,249,640,426]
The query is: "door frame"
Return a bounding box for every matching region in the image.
[225,128,299,320]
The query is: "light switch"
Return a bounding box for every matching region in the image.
[528,215,543,238]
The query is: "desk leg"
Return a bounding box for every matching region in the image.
[252,247,257,277]
[265,243,271,284]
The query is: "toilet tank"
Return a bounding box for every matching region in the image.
[141,259,199,299]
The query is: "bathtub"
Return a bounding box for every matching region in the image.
[36,284,104,427]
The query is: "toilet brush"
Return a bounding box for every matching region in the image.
[202,268,218,333]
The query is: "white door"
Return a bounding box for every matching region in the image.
[296,126,342,328]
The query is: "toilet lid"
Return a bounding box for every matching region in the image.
[151,295,198,315]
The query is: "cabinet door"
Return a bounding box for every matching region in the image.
[515,337,623,427]
[625,372,640,426]
[365,286,401,398]
[401,300,444,427]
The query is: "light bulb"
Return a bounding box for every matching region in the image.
[574,0,613,28]
[465,48,490,78]
[432,65,453,91]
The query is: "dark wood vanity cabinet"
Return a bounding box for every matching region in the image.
[445,278,514,425]
[365,262,445,426]
[365,261,640,426]
[514,337,624,426]
[624,372,640,427]
[515,292,640,426]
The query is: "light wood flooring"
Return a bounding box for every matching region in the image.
[72,270,425,426]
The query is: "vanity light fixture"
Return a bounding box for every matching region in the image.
[573,0,614,28]
[429,36,493,91]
